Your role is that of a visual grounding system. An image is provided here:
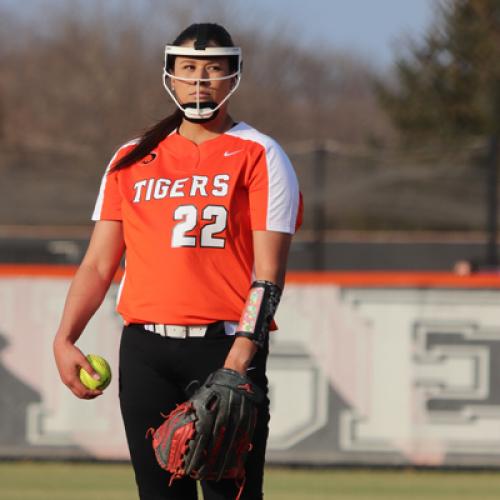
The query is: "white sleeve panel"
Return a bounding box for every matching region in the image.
[91,166,113,221]
[91,140,138,221]
[227,122,300,234]
[264,141,300,233]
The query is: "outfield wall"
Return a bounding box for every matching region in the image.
[1,266,500,466]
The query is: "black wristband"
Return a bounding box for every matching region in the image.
[235,280,282,348]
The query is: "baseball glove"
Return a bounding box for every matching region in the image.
[148,368,264,488]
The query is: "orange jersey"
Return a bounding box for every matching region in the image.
[92,122,302,325]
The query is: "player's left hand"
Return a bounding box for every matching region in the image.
[148,368,263,485]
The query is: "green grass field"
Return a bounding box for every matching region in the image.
[1,462,500,499]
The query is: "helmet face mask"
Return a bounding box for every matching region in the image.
[163,45,242,121]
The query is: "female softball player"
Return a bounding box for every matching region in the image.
[53,23,301,500]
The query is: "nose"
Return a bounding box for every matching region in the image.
[191,66,210,86]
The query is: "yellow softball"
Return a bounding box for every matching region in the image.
[79,354,112,390]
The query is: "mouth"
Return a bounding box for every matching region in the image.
[190,90,212,97]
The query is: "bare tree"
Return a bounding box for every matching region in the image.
[0,0,393,225]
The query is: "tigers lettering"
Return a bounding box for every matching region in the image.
[132,174,230,203]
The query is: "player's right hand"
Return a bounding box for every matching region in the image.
[53,338,103,399]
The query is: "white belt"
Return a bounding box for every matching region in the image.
[143,321,238,338]
[144,324,207,337]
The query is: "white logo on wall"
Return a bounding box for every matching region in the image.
[267,344,329,450]
[339,289,500,463]
[267,289,330,451]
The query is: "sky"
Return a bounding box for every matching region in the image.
[233,0,435,67]
[1,0,435,68]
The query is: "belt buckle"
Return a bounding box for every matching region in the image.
[166,325,188,338]
[188,325,207,338]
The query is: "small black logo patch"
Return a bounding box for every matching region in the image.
[142,152,157,164]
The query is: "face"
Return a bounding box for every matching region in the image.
[171,43,234,107]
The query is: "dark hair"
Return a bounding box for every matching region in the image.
[111,23,235,171]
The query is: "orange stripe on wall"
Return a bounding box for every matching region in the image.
[0,265,499,288]
[0,264,124,282]
[285,271,500,288]
[0,264,78,277]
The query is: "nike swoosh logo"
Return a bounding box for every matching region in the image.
[224,150,243,157]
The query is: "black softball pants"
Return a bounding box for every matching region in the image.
[119,323,270,500]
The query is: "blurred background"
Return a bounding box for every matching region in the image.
[1,0,498,270]
[1,1,500,499]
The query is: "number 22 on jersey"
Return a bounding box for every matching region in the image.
[172,205,228,248]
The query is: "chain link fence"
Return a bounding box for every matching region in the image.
[289,141,493,236]
[1,140,498,270]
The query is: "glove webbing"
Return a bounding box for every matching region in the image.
[147,401,197,483]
